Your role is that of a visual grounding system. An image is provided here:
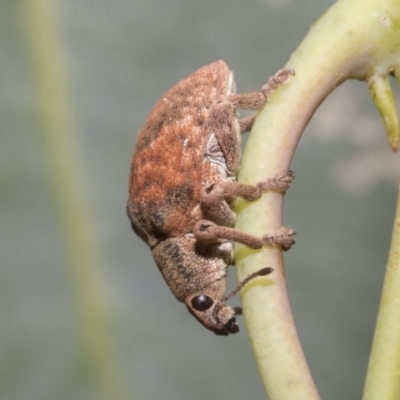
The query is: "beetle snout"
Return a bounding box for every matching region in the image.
[213,303,239,335]
[214,317,239,336]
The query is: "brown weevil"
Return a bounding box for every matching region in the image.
[127,61,295,335]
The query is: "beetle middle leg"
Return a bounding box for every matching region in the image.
[199,171,296,249]
[201,170,295,221]
[220,171,295,200]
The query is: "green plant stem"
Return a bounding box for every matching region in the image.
[234,0,400,399]
[368,74,400,151]
[363,185,400,400]
[24,1,128,399]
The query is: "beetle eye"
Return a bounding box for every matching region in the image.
[191,295,214,311]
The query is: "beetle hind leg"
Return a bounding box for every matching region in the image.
[227,68,295,110]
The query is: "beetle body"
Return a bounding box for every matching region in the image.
[127,61,295,335]
[128,61,238,245]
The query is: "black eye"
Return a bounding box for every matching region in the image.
[191,295,214,311]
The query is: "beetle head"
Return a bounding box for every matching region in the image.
[152,236,272,335]
[185,289,239,335]
[185,265,274,335]
[152,236,237,334]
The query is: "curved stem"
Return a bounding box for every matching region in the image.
[234,0,400,398]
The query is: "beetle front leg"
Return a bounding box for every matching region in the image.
[193,220,295,251]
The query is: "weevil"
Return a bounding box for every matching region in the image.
[127,60,295,335]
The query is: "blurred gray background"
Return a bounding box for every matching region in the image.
[1,0,399,399]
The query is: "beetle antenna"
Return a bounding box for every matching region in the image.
[220,267,274,303]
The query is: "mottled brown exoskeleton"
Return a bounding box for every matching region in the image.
[127,60,295,335]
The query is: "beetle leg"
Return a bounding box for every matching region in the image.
[227,68,295,110]
[239,114,256,133]
[204,170,294,202]
[193,220,296,251]
[200,183,237,227]
[200,171,294,225]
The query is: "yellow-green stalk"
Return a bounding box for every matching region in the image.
[235,0,400,398]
